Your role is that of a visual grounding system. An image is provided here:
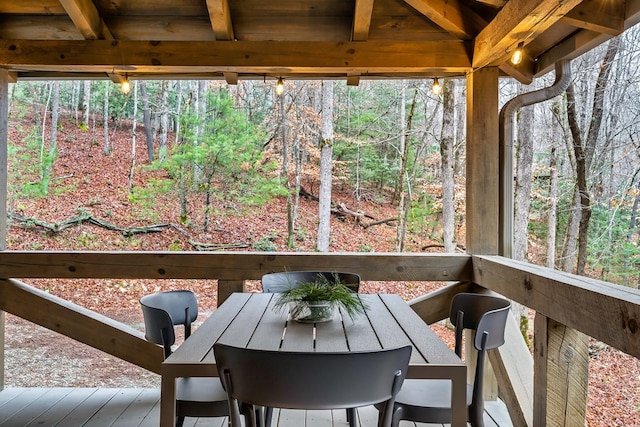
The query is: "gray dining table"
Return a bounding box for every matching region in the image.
[160,292,467,427]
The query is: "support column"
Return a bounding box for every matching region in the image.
[465,67,500,402]
[534,313,588,427]
[217,280,245,307]
[0,69,9,390]
[466,67,499,255]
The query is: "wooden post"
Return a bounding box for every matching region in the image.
[534,313,588,426]
[465,67,500,399]
[217,280,245,307]
[466,67,499,255]
[0,69,9,390]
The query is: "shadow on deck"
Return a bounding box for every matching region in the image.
[0,387,513,427]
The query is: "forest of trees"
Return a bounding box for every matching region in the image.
[5,28,640,290]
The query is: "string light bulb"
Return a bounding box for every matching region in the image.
[121,75,131,94]
[511,42,524,65]
[275,77,284,96]
[432,77,441,96]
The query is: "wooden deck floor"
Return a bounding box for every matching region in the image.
[0,387,513,427]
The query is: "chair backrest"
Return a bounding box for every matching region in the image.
[449,292,511,355]
[261,271,361,293]
[214,343,411,427]
[448,292,511,419]
[139,290,199,359]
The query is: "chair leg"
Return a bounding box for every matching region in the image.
[347,407,357,427]
[469,401,485,427]
[175,415,185,427]
[254,406,265,427]
[389,407,402,427]
[264,406,273,427]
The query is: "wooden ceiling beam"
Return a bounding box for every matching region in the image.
[206,0,235,41]
[58,0,113,40]
[223,72,238,85]
[499,58,535,85]
[561,0,624,36]
[472,0,584,69]
[403,0,484,39]
[346,74,361,86]
[0,40,472,72]
[352,0,375,41]
[536,0,640,75]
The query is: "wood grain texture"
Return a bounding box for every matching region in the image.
[352,0,375,40]
[465,68,499,255]
[472,0,584,68]
[0,251,473,281]
[59,0,113,40]
[0,39,472,74]
[0,278,164,373]
[544,319,589,427]
[472,255,640,359]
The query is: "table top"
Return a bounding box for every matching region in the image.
[162,292,463,378]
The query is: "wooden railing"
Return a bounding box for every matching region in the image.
[0,251,638,427]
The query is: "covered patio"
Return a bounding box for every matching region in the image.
[0,1,640,426]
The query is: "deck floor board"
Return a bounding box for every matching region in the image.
[0,388,512,427]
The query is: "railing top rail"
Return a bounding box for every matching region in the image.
[0,251,472,282]
[473,255,640,359]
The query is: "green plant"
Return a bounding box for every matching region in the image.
[253,236,277,251]
[272,274,368,320]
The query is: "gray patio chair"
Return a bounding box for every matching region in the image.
[140,290,229,427]
[377,292,511,427]
[261,270,361,426]
[214,343,412,427]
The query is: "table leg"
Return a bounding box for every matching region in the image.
[160,374,176,427]
[451,366,467,427]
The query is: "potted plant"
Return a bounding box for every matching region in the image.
[273,273,368,323]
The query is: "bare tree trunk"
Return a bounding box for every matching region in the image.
[43,81,59,192]
[174,81,182,146]
[546,103,561,269]
[128,82,138,193]
[159,80,169,160]
[139,81,154,162]
[513,86,535,261]
[565,37,619,275]
[394,85,407,204]
[279,87,296,247]
[396,86,419,252]
[193,81,206,185]
[39,83,52,182]
[72,81,80,123]
[103,81,110,155]
[630,176,640,240]
[440,79,456,253]
[178,89,193,223]
[316,80,333,252]
[396,84,408,251]
[454,81,466,175]
[82,80,90,128]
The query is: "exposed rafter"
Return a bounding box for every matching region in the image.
[562,0,624,36]
[223,72,238,85]
[346,74,361,86]
[353,0,375,41]
[206,0,235,41]
[472,0,585,69]
[58,0,113,40]
[403,0,484,39]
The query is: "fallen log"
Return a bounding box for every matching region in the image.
[9,212,250,251]
[362,217,397,228]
